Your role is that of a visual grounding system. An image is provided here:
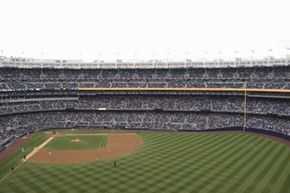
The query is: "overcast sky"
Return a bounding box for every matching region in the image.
[0,0,290,61]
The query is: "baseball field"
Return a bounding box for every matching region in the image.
[0,130,290,193]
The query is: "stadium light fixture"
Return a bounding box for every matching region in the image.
[217,51,223,66]
[152,53,157,66]
[184,52,190,65]
[203,51,209,68]
[250,50,255,66]
[95,53,102,63]
[234,50,239,60]
[204,51,208,60]
[166,52,170,67]
[115,52,120,64]
[218,50,222,59]
[267,49,274,64]
[268,48,273,56]
[58,52,63,60]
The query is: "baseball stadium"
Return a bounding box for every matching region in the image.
[0,56,290,193]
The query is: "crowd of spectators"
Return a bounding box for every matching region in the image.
[0,95,290,144]
[2,65,290,147]
[1,111,290,145]
[1,96,290,116]
[1,66,290,90]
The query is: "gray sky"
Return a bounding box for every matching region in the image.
[0,0,290,61]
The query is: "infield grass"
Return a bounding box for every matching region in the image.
[0,131,290,193]
[45,135,107,150]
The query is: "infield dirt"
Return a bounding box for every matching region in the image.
[27,134,143,164]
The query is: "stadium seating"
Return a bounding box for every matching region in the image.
[2,64,290,149]
[1,66,290,90]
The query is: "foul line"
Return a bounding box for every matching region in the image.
[0,136,53,184]
[0,160,25,184]
[25,136,55,160]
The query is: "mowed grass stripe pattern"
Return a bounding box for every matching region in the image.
[0,132,290,193]
[0,134,48,179]
[45,135,107,150]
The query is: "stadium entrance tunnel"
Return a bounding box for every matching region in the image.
[27,133,143,164]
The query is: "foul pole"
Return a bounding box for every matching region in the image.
[243,81,247,131]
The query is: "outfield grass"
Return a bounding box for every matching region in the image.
[45,135,107,150]
[0,131,290,193]
[0,133,48,179]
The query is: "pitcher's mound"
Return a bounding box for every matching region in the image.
[71,138,80,143]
